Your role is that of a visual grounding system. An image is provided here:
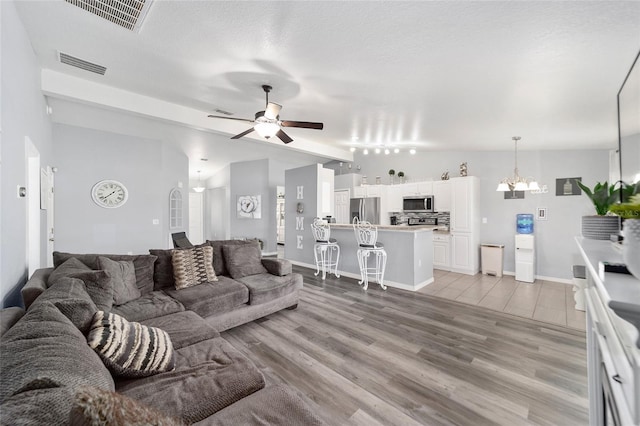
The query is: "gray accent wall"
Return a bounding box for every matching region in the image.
[284,164,321,265]
[327,149,610,280]
[53,124,188,254]
[1,2,54,307]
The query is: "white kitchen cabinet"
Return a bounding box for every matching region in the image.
[450,177,480,275]
[387,185,404,212]
[417,181,433,195]
[432,181,451,212]
[353,185,385,198]
[433,234,451,270]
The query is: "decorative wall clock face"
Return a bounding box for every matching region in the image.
[91,180,128,209]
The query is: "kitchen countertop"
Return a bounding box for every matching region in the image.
[330,224,449,233]
[576,237,640,348]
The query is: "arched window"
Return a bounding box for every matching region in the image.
[169,188,183,229]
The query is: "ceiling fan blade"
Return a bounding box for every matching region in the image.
[280,120,324,130]
[207,115,254,123]
[264,102,282,120]
[276,129,293,144]
[231,128,255,139]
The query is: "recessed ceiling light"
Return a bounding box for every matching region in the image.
[384,148,390,155]
[375,148,381,154]
[350,147,356,152]
[394,148,400,154]
[363,149,369,155]
[409,148,416,155]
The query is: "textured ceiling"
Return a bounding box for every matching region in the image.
[13,1,640,167]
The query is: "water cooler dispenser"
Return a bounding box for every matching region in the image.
[515,214,535,282]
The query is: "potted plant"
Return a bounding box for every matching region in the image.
[397,171,405,183]
[575,180,621,239]
[388,169,395,185]
[609,186,640,279]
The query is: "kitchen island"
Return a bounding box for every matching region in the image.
[329,224,445,291]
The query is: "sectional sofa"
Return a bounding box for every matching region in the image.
[0,239,323,425]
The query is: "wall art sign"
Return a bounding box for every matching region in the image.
[237,195,261,219]
[504,190,525,200]
[556,177,582,196]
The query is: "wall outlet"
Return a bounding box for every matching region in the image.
[127,251,133,255]
[482,217,488,224]
[152,219,159,225]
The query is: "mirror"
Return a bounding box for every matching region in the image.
[618,50,640,199]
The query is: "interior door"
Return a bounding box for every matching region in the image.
[334,189,350,224]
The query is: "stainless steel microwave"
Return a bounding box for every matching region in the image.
[403,196,434,212]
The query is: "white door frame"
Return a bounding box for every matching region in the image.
[44,166,55,266]
[26,137,41,277]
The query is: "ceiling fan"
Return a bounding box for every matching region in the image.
[207,85,323,144]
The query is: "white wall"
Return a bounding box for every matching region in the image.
[326,148,610,280]
[1,1,54,307]
[53,124,188,254]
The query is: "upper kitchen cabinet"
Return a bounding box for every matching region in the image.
[399,181,433,195]
[432,181,451,212]
[353,184,386,198]
[450,177,479,233]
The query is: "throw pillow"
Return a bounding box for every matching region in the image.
[222,243,267,279]
[171,246,218,290]
[87,311,176,378]
[48,258,114,312]
[69,386,186,426]
[98,256,140,305]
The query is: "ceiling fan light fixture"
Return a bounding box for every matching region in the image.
[254,122,280,139]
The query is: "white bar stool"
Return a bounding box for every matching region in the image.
[310,218,340,280]
[353,218,387,290]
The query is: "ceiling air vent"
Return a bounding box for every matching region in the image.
[59,52,107,75]
[64,0,154,32]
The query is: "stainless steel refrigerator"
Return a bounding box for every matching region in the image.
[350,197,381,224]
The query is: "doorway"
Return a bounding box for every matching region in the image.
[189,192,204,245]
[26,137,40,277]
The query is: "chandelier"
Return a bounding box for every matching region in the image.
[496,136,540,192]
[192,171,205,193]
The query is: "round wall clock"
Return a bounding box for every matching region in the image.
[91,180,128,209]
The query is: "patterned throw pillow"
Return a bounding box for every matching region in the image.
[69,386,186,426]
[87,311,176,378]
[171,246,218,290]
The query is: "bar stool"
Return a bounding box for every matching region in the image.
[353,218,387,290]
[310,218,340,280]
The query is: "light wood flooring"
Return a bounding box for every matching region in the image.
[222,266,588,425]
[421,270,587,331]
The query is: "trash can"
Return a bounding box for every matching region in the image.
[481,244,504,277]
[572,265,587,311]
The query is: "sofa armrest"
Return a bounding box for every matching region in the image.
[261,258,292,276]
[0,307,25,337]
[21,267,53,310]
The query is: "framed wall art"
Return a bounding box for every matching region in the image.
[556,177,582,196]
[237,195,261,219]
[504,190,525,200]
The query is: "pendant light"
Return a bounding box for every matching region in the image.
[192,171,205,193]
[496,137,539,191]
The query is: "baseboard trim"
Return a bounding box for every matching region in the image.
[288,260,433,292]
[501,270,572,285]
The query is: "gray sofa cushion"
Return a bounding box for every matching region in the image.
[111,291,185,323]
[0,307,25,338]
[20,267,52,309]
[1,387,76,426]
[0,301,114,405]
[31,277,98,334]
[69,385,186,426]
[48,258,114,312]
[164,276,249,318]
[198,385,325,426]
[98,256,140,305]
[141,311,219,349]
[236,272,303,305]
[206,240,259,277]
[261,258,292,276]
[53,252,157,295]
[116,337,265,424]
[222,244,267,279]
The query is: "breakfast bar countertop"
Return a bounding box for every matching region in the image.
[329,224,449,233]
